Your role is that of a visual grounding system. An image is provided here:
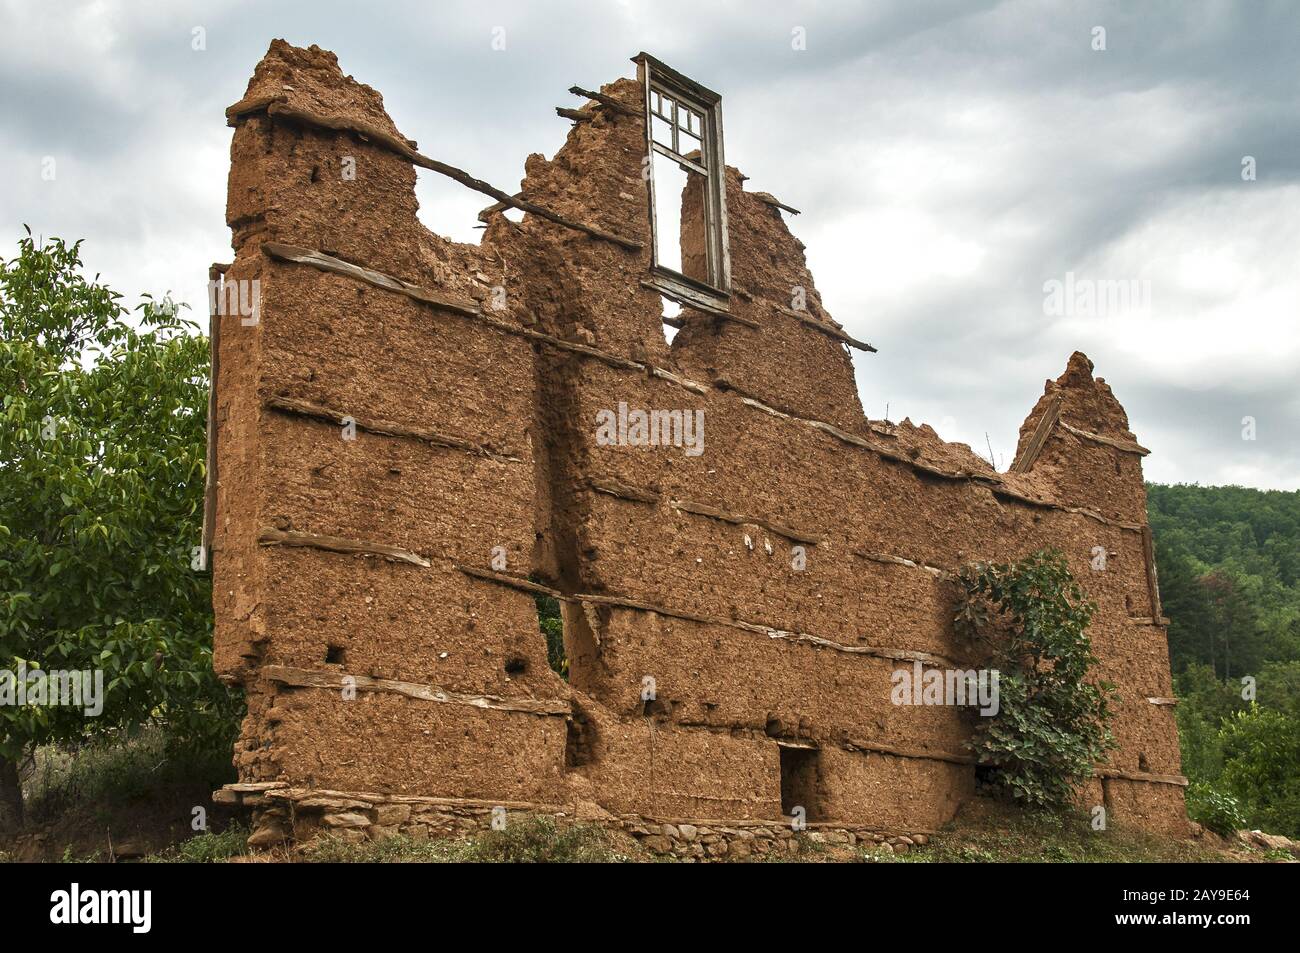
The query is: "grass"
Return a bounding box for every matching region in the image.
[2,727,238,862]
[854,799,1239,863]
[147,823,251,863]
[22,726,234,824]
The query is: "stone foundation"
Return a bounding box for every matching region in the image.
[219,782,929,860]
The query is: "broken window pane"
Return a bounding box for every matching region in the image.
[650,149,688,274]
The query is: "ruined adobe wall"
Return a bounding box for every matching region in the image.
[210,41,1187,851]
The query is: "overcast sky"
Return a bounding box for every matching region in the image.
[3,0,1297,489]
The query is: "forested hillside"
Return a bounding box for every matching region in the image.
[1148,483,1300,837]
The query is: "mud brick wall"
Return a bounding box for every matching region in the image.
[210,41,1188,845]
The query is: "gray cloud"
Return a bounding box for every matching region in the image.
[1,0,1295,488]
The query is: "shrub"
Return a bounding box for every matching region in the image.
[954,549,1116,809]
[1185,782,1246,837]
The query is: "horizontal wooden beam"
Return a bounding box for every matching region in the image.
[263,242,481,317]
[455,564,563,599]
[587,478,661,505]
[556,106,594,123]
[266,395,519,462]
[640,278,757,327]
[854,550,947,578]
[258,528,430,568]
[568,85,642,117]
[670,498,821,545]
[751,191,801,215]
[1098,768,1189,787]
[846,738,975,766]
[452,564,964,667]
[1059,420,1150,456]
[773,303,876,352]
[261,664,571,716]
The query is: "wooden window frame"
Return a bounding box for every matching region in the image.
[634,52,731,311]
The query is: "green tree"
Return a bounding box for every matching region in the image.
[0,231,239,831]
[954,549,1116,810]
[1219,705,1300,837]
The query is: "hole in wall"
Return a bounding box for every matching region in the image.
[661,295,681,345]
[565,707,596,768]
[642,696,671,719]
[778,744,822,821]
[1138,752,1150,772]
[325,644,346,665]
[504,656,528,676]
[532,585,568,680]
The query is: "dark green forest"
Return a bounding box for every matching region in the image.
[1149,483,1300,837]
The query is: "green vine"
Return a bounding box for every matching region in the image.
[954,549,1116,809]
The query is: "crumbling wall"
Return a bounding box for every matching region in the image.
[210,41,1187,849]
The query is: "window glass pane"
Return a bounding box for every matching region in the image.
[651,114,675,149]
